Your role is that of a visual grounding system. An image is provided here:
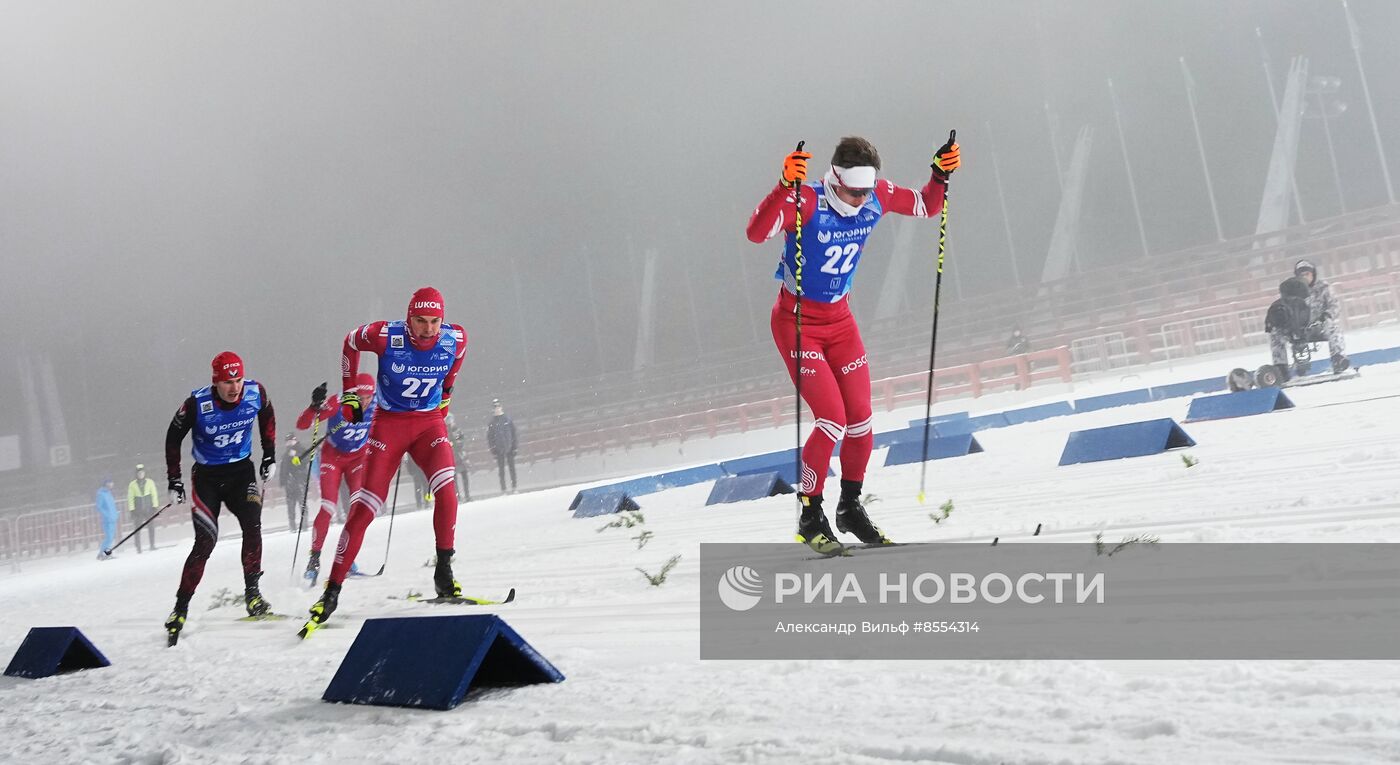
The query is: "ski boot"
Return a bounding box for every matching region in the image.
[244,571,273,617]
[434,548,462,598]
[795,495,844,556]
[1331,354,1351,374]
[304,550,321,585]
[299,581,341,639]
[834,480,892,545]
[165,596,191,647]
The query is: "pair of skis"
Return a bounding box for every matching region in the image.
[170,588,517,645]
[167,611,289,646]
[296,588,517,640]
[406,587,517,606]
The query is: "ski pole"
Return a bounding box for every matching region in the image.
[104,501,173,556]
[918,129,956,505]
[374,466,402,576]
[290,412,323,580]
[791,140,806,505]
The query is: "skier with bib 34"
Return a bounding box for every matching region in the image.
[162,352,278,644]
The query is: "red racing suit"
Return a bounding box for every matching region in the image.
[327,321,466,584]
[747,173,946,495]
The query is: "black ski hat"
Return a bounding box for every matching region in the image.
[1280,276,1310,299]
[1294,259,1317,278]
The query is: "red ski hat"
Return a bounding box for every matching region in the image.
[407,287,445,320]
[355,373,376,395]
[211,351,244,382]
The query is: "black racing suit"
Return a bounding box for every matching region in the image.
[165,390,276,607]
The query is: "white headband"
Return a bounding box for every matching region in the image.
[832,165,877,190]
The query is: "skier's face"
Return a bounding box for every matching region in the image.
[1299,271,1316,285]
[215,377,244,404]
[409,315,442,340]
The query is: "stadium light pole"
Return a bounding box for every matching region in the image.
[1179,57,1225,241]
[1342,0,1396,205]
[1255,27,1307,224]
[1108,77,1150,259]
[1304,76,1349,214]
[986,121,1022,287]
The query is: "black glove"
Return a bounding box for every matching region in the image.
[311,381,328,409]
[169,478,186,504]
[260,454,277,482]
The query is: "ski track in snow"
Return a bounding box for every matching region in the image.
[4,339,1400,764]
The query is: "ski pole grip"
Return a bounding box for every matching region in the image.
[796,140,805,152]
[949,129,956,143]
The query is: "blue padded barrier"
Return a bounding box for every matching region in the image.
[1002,401,1075,425]
[883,434,984,466]
[933,412,1010,436]
[705,472,795,505]
[908,411,969,430]
[323,615,563,711]
[1059,418,1196,466]
[1073,388,1153,413]
[1184,388,1294,422]
[1149,378,1222,401]
[572,491,639,519]
[4,627,110,679]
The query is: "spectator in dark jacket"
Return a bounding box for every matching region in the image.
[487,398,518,494]
[1006,326,1030,355]
[280,439,310,531]
[445,413,471,502]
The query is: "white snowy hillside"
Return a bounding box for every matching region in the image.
[3,331,1400,765]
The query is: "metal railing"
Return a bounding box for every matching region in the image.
[1,499,188,564]
[507,346,1075,463]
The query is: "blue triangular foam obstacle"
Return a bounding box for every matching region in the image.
[1058,418,1196,466]
[323,614,564,711]
[1184,388,1294,423]
[883,434,984,466]
[4,627,110,679]
[571,491,640,519]
[705,472,795,506]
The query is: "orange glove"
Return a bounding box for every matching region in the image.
[781,149,812,188]
[932,139,960,177]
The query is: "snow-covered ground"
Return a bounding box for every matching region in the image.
[4,328,1400,764]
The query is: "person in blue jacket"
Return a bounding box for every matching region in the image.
[96,477,118,560]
